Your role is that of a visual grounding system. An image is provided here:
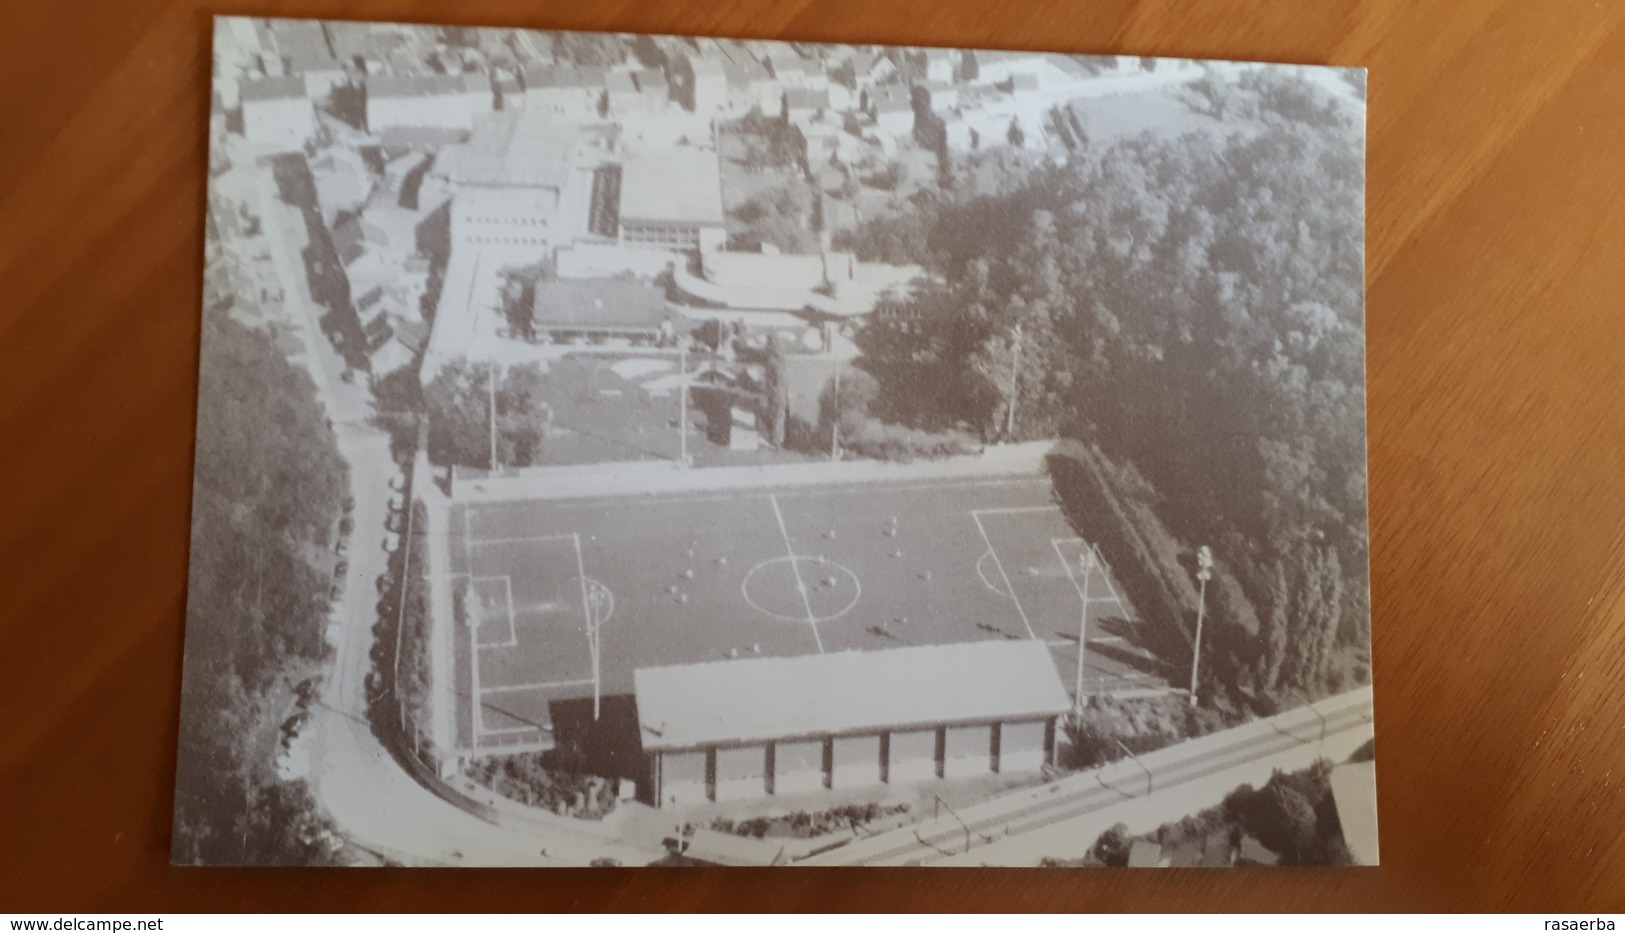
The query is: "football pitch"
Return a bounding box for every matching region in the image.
[447,475,1172,753]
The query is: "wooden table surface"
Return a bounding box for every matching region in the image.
[3,0,1624,913]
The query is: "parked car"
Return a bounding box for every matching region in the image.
[388,493,405,513]
[334,559,349,580]
[342,495,356,514]
[339,516,354,536]
[335,536,349,556]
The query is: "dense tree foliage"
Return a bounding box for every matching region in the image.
[852,72,1369,705]
[173,303,347,865]
[424,359,554,469]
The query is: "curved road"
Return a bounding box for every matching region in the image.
[257,167,659,866]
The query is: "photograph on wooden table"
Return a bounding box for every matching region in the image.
[177,15,1372,867]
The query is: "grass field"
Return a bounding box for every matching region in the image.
[448,474,1173,753]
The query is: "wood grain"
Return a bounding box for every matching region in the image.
[3,0,1624,912]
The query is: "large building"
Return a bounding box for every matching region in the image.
[430,111,581,247]
[635,641,1071,807]
[239,76,314,151]
[531,278,670,343]
[366,73,493,132]
[617,148,726,251]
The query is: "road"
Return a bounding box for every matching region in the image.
[256,163,660,866]
[799,686,1375,866]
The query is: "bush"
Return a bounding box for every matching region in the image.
[466,751,617,820]
[1092,823,1132,867]
[710,802,909,839]
[1061,694,1210,769]
[838,418,978,462]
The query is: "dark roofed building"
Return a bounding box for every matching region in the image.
[239,75,305,103]
[368,72,491,100]
[531,278,669,340]
[636,640,1070,806]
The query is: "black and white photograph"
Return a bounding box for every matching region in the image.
[177,15,1374,868]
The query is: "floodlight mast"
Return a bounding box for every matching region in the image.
[587,583,604,721]
[1188,545,1214,708]
[1073,547,1095,711]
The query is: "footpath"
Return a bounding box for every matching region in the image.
[452,441,1056,505]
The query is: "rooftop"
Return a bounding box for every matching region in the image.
[522,63,608,91]
[635,640,1072,752]
[684,53,726,77]
[432,111,578,189]
[1329,761,1380,866]
[239,75,307,103]
[619,148,725,227]
[368,72,490,100]
[531,278,668,331]
[267,18,330,63]
[785,87,829,110]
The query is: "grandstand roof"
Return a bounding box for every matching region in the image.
[618,148,725,227]
[635,640,1071,752]
[431,111,578,189]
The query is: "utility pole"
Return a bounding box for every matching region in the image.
[488,360,498,472]
[830,357,842,461]
[1074,547,1095,711]
[1004,324,1022,441]
[1189,544,1214,708]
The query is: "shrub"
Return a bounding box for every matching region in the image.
[839,418,978,462]
[1092,823,1132,867]
[466,752,617,820]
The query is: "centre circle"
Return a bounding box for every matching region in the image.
[741,555,861,625]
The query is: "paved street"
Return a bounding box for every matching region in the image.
[254,174,661,866]
[799,686,1375,866]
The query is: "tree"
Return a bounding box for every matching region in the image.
[761,344,790,448]
[426,359,554,469]
[1092,823,1132,867]
[1255,559,1292,692]
[818,365,879,449]
[425,359,494,468]
[496,363,551,466]
[848,70,1370,690]
[174,307,347,865]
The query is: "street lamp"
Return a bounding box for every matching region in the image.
[1188,544,1214,708]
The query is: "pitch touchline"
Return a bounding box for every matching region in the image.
[482,678,595,694]
[769,494,825,653]
[972,512,1038,641]
[462,477,1050,513]
[468,533,579,547]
